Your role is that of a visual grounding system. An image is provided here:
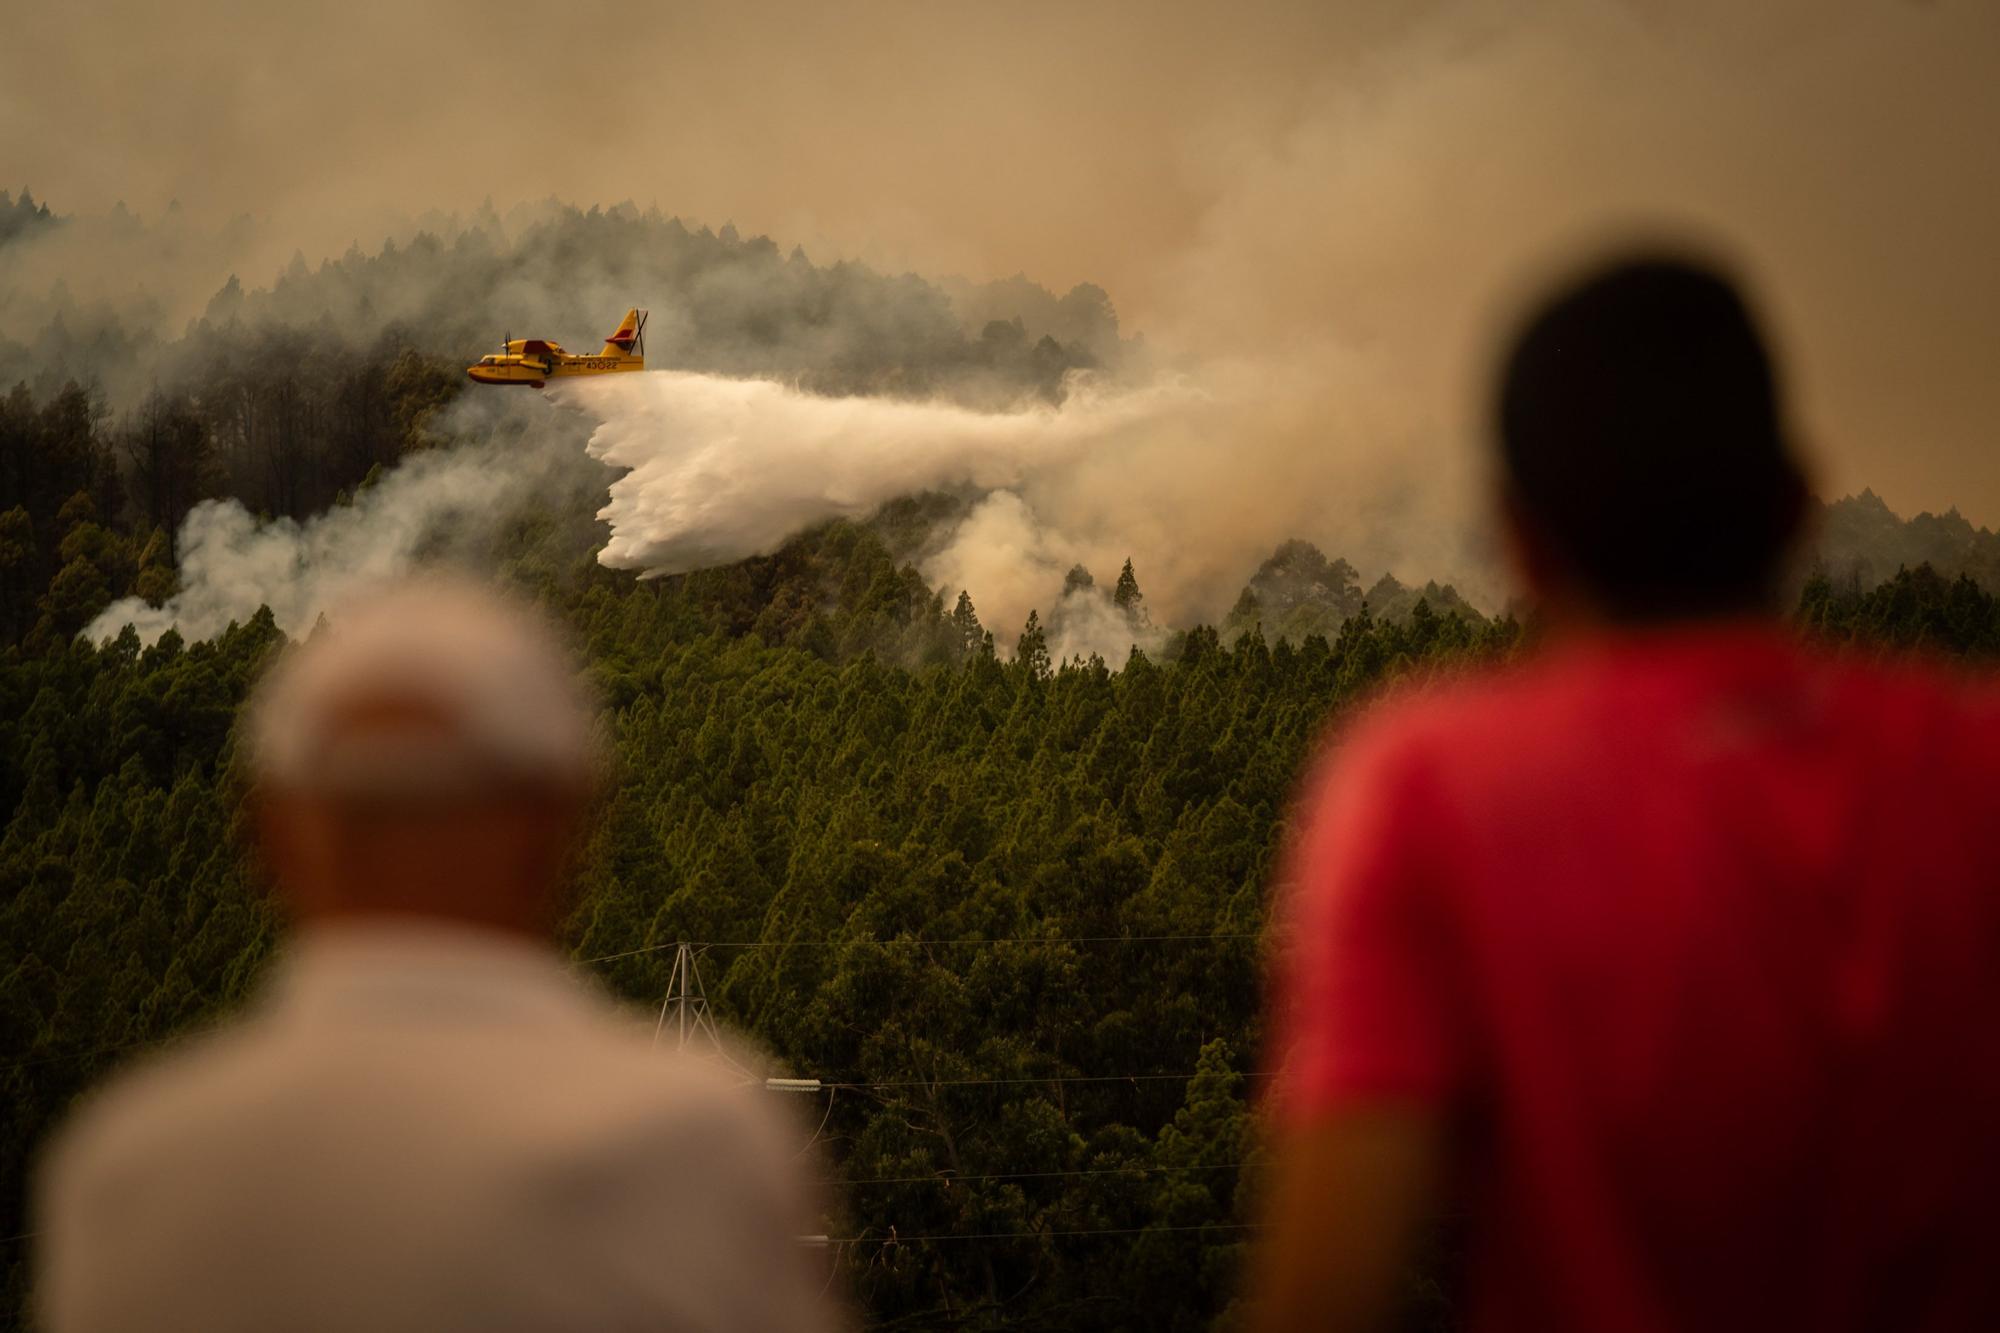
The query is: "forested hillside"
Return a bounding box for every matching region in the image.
[0,194,55,250]
[0,494,1525,1327]
[1807,489,2000,594]
[5,493,1995,1329]
[4,192,1999,1329]
[1,196,1120,415]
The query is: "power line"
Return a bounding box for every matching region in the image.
[831,1071,1272,1090]
[5,1208,1261,1253]
[836,1161,1245,1187]
[6,932,1264,1073]
[4,1039,1272,1086]
[581,932,1260,965]
[825,1221,1260,1245]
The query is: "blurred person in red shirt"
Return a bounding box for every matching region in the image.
[1251,253,2000,1331]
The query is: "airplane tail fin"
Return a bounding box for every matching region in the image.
[601,308,645,358]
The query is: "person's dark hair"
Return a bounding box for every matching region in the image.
[1496,253,1802,620]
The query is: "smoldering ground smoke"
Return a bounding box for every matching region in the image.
[82,398,606,646]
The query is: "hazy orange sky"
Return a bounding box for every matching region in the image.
[5,0,1999,525]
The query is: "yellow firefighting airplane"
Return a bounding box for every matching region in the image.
[466,308,647,387]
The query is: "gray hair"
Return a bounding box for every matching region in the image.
[249,576,602,800]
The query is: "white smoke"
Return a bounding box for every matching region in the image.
[920,492,1160,663]
[83,439,559,645]
[568,370,1211,652]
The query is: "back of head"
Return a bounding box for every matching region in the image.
[1496,252,1803,620]
[248,576,602,933]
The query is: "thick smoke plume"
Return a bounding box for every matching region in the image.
[83,395,597,646]
[565,366,1458,660]
[84,447,525,644]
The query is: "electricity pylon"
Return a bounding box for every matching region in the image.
[651,942,821,1096]
[653,943,730,1055]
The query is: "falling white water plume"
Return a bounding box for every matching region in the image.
[560,369,1225,661]
[564,370,1203,576]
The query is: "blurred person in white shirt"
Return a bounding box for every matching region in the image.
[34,576,838,1333]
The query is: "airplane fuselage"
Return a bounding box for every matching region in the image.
[467,342,644,387]
[467,310,648,387]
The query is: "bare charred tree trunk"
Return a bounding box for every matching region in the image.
[121,389,213,540]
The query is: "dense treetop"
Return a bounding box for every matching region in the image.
[0,192,56,249]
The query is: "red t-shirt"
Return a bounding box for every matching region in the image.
[1278,625,2000,1331]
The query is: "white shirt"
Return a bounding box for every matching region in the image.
[35,924,838,1333]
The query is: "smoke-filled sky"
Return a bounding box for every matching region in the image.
[6,0,2000,529]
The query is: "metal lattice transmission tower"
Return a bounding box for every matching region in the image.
[652,944,860,1257]
[654,943,737,1059]
[652,943,825,1097]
